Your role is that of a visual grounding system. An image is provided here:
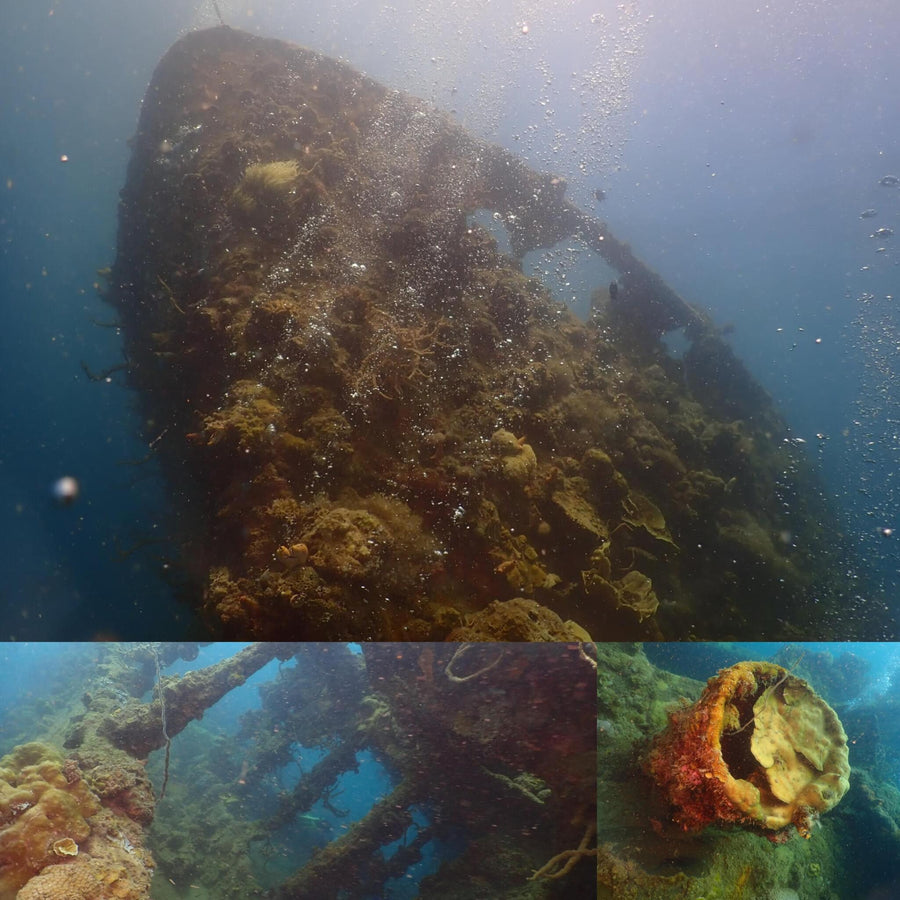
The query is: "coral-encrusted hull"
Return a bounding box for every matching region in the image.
[109,26,888,640]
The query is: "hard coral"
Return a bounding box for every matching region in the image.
[581,562,659,623]
[17,848,150,900]
[446,597,591,641]
[645,661,850,839]
[490,429,538,484]
[82,761,155,826]
[0,743,99,899]
[16,858,102,900]
[50,837,78,857]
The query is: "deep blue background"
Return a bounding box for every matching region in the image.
[1,0,898,636]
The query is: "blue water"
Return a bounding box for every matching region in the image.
[2,0,899,636]
[644,640,900,687]
[643,640,900,789]
[162,643,453,898]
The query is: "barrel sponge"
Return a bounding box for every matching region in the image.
[0,743,100,899]
[645,661,850,839]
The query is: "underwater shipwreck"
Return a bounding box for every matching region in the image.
[0,642,597,899]
[595,644,900,900]
[105,26,893,640]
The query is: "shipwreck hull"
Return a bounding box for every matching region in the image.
[109,26,889,640]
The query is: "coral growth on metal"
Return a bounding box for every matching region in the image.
[109,26,881,640]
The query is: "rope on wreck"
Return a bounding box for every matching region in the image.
[153,645,173,800]
[444,643,505,683]
[577,642,598,670]
[529,821,598,881]
[211,0,227,27]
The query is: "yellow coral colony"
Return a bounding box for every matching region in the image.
[0,743,98,898]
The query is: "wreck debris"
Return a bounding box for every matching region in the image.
[92,643,297,759]
[1,642,599,897]
[236,642,597,897]
[645,660,850,839]
[271,780,420,900]
[0,644,308,900]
